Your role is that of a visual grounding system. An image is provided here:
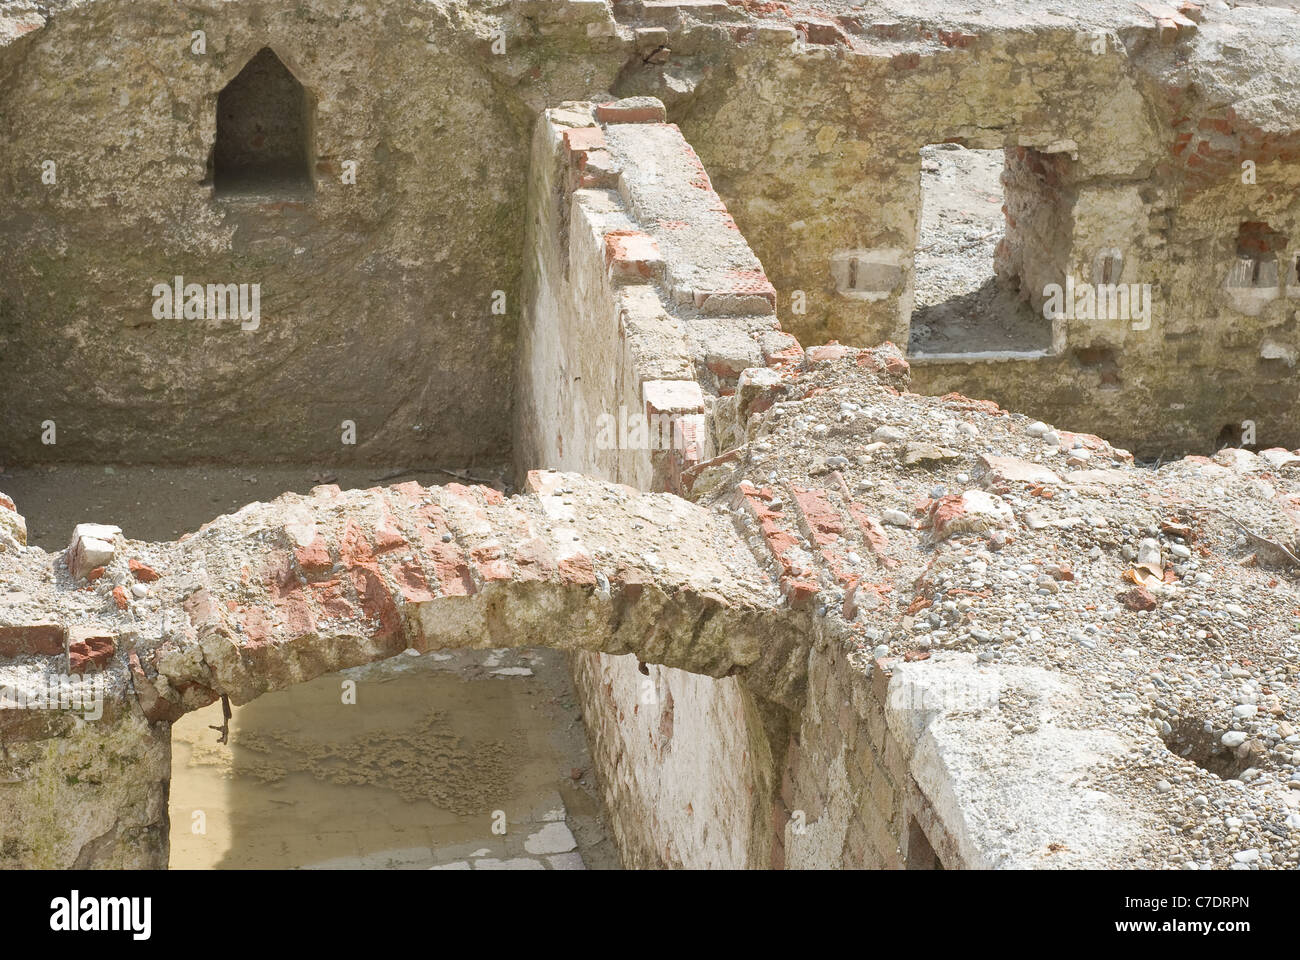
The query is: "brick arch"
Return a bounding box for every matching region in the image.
[128,471,811,723]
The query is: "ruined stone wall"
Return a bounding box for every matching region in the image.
[780,638,914,870]
[0,0,625,466]
[515,97,947,869]
[610,1,1300,456]
[644,13,1159,348]
[0,469,805,868]
[516,98,798,868]
[0,677,171,869]
[7,0,1300,872]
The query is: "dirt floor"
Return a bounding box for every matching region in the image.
[0,463,509,550]
[169,647,620,870]
[909,143,1053,357]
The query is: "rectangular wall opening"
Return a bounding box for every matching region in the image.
[908,143,1053,360]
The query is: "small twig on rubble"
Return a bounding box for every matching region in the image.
[913,230,999,255]
[208,695,232,745]
[1204,509,1300,568]
[433,467,498,485]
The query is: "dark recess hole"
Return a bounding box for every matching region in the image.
[1215,423,1245,451]
[905,818,943,869]
[1160,717,1254,780]
[214,47,314,198]
[1072,343,1120,384]
[1232,221,1286,288]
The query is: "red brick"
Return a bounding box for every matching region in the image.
[884,355,910,377]
[111,586,129,611]
[390,481,423,501]
[513,537,557,581]
[1120,585,1158,611]
[562,125,606,159]
[390,560,435,603]
[847,503,897,569]
[273,584,317,639]
[791,486,844,546]
[373,507,408,555]
[351,566,402,641]
[68,631,115,675]
[309,579,357,621]
[470,543,512,582]
[414,503,476,597]
[294,535,334,578]
[338,520,375,567]
[604,230,663,280]
[736,484,817,601]
[183,588,220,628]
[0,622,65,657]
[927,494,967,538]
[557,551,597,586]
[128,558,161,582]
[243,606,272,643]
[763,332,804,367]
[525,471,564,496]
[784,579,819,607]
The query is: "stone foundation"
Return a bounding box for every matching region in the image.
[4,0,1300,871]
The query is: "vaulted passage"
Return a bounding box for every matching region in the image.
[214,47,314,198]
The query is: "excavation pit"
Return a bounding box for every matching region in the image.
[1161,717,1256,782]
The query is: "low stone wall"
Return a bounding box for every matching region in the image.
[515,97,801,868]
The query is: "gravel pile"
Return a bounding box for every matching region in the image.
[705,348,1300,869]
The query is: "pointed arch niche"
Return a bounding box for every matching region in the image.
[213,47,315,198]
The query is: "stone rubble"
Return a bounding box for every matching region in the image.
[695,342,1300,869]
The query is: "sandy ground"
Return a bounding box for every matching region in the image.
[169,646,621,870]
[910,143,1052,357]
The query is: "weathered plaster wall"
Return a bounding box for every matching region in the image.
[571,654,779,868]
[0,0,624,466]
[0,692,170,869]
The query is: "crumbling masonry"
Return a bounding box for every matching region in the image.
[3,0,1300,869]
